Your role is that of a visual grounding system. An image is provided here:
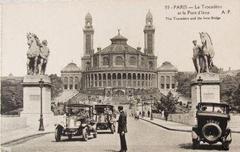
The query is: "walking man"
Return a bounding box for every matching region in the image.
[118,106,127,152]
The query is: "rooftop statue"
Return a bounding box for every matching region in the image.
[192,32,214,73]
[26,33,50,75]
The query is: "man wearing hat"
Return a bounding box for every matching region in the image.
[117,106,127,152]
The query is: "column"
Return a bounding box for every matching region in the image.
[121,73,123,87]
[101,73,103,87]
[93,73,95,87]
[68,76,70,90]
[131,73,133,88]
[106,73,108,87]
[170,74,172,89]
[164,75,167,90]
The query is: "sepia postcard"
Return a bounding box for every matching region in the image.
[1,0,240,152]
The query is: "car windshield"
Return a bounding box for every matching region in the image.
[66,106,90,116]
[199,104,227,114]
[95,106,113,115]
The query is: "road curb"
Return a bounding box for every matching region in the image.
[1,131,54,146]
[140,118,191,133]
[140,118,240,134]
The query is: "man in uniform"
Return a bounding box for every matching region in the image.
[117,106,127,152]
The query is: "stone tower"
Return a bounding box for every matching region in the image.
[144,10,155,55]
[82,12,94,71]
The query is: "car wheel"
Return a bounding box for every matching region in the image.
[110,124,115,134]
[55,128,61,142]
[93,132,97,138]
[82,128,88,141]
[222,142,229,150]
[68,135,72,140]
[192,139,200,149]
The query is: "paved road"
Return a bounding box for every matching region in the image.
[3,117,240,152]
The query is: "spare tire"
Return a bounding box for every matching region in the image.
[202,122,222,143]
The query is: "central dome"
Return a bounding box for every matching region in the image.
[61,62,81,72]
[95,31,143,55]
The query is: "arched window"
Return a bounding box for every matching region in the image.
[69,77,73,90]
[149,61,153,69]
[75,77,79,89]
[129,56,137,65]
[103,56,109,65]
[115,56,124,65]
[166,76,170,89]
[63,77,68,89]
[141,57,145,66]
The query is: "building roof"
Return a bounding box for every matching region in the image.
[95,32,143,55]
[61,62,81,72]
[146,10,153,20]
[85,12,92,20]
[157,61,178,72]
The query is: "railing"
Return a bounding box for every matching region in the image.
[86,66,156,72]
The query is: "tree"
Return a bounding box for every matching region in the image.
[175,72,195,98]
[49,74,64,99]
[155,91,178,114]
[1,79,23,114]
[220,73,240,112]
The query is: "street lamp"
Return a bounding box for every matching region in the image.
[88,96,91,104]
[141,98,144,118]
[197,76,203,103]
[39,78,44,131]
[150,95,153,120]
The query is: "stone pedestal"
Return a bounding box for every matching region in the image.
[21,75,54,129]
[190,73,220,125]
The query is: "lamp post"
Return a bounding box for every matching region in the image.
[150,95,153,120]
[197,76,203,103]
[141,98,144,118]
[88,95,91,104]
[39,78,44,131]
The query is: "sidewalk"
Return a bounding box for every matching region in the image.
[140,117,192,132]
[1,126,54,146]
[140,116,240,133]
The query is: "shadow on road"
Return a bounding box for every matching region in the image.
[97,131,114,134]
[179,143,224,151]
[51,137,94,142]
[104,149,119,152]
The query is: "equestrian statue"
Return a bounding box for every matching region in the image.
[26,33,50,75]
[192,32,214,73]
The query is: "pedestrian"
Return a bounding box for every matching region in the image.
[164,109,169,121]
[117,106,127,152]
[147,111,150,117]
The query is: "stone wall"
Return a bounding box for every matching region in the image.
[1,115,27,131]
[153,113,195,126]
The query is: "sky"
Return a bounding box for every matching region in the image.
[1,0,240,76]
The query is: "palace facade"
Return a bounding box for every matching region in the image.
[61,11,177,98]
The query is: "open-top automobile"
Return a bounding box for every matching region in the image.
[55,104,97,142]
[95,104,116,133]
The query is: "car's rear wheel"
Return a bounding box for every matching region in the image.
[222,142,230,150]
[110,124,115,134]
[68,135,72,140]
[192,139,200,149]
[55,128,61,142]
[82,128,88,141]
[93,132,97,138]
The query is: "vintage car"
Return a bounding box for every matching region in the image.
[94,104,116,133]
[192,102,232,150]
[55,104,97,142]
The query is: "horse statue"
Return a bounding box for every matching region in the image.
[200,32,214,72]
[26,33,50,75]
[192,32,214,73]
